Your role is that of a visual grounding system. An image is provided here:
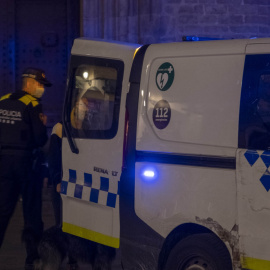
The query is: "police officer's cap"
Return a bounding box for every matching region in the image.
[22,68,52,87]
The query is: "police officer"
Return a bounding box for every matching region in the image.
[0,68,52,270]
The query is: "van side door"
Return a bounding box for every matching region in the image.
[61,39,137,249]
[238,44,270,268]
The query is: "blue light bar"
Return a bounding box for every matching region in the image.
[182,36,224,42]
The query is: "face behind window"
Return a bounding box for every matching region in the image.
[76,98,89,121]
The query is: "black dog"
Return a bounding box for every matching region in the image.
[35,226,116,270]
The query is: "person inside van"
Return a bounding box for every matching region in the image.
[71,88,106,131]
[71,96,89,130]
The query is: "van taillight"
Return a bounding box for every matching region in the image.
[122,109,129,170]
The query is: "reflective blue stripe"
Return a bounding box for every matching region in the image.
[61,169,119,208]
[69,169,77,183]
[84,173,92,187]
[244,149,270,191]
[100,177,109,191]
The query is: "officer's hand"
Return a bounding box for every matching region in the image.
[56,183,61,193]
[39,113,47,125]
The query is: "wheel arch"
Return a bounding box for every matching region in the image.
[158,222,232,270]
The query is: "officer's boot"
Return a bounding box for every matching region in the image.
[22,228,40,270]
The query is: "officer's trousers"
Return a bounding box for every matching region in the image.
[0,153,43,264]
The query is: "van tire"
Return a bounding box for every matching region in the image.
[163,233,232,270]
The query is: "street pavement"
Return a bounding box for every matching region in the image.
[0,187,122,270]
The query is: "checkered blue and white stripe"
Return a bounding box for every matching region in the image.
[61,169,120,208]
[244,149,270,192]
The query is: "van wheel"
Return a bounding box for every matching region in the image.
[163,233,232,270]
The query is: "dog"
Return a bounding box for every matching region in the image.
[35,226,116,270]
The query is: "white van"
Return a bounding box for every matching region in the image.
[61,37,270,270]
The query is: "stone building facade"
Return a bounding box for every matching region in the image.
[82,0,270,44]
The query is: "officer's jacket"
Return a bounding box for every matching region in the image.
[0,91,48,153]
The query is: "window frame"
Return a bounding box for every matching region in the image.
[239,54,270,150]
[65,55,124,140]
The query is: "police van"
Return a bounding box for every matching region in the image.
[61,37,270,270]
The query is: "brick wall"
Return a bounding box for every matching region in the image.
[82,0,270,43]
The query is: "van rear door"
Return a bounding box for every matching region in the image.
[61,38,138,248]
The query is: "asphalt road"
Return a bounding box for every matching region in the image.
[0,187,122,270]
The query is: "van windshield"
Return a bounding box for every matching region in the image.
[67,56,124,139]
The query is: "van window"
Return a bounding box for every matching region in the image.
[239,54,270,150]
[67,56,124,139]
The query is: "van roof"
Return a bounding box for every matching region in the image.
[72,37,270,59]
[146,38,270,57]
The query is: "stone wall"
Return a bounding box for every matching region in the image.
[82,0,270,44]
[0,0,80,127]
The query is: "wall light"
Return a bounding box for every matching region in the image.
[83,71,88,79]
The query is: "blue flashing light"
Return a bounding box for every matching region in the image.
[141,167,157,182]
[182,36,224,42]
[183,36,199,41]
[143,170,155,178]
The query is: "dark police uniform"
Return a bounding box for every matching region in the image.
[0,90,48,265]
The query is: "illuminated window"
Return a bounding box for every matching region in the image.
[66,56,124,139]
